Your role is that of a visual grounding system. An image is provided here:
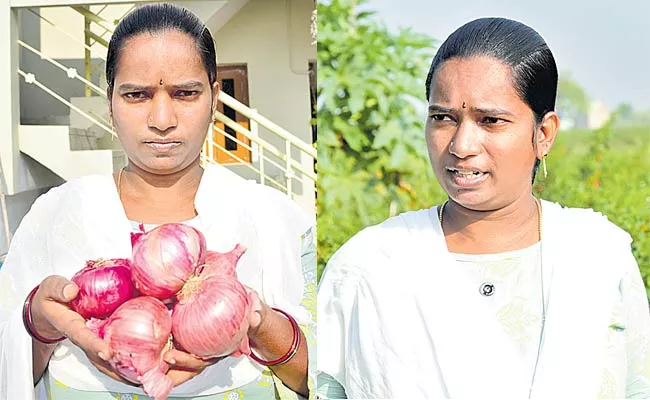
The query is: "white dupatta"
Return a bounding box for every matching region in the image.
[0,164,313,398]
[318,199,635,399]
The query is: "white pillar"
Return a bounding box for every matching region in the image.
[0,4,20,195]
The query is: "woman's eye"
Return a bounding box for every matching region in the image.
[482,116,501,124]
[176,90,198,98]
[430,114,451,121]
[124,92,146,100]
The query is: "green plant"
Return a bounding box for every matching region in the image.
[317,0,436,279]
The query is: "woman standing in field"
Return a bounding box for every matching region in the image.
[317,17,650,399]
[0,4,315,399]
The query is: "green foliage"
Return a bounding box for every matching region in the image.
[317,0,436,278]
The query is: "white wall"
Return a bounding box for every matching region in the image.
[210,0,316,212]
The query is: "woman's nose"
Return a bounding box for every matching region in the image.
[148,93,178,132]
[449,121,481,159]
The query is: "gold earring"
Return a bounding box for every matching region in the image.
[542,154,548,179]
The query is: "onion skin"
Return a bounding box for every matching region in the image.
[70,258,136,319]
[88,296,173,400]
[172,275,252,359]
[131,223,207,301]
[199,244,247,278]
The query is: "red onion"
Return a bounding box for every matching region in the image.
[199,244,247,278]
[88,296,173,400]
[131,223,206,301]
[172,274,252,359]
[70,258,136,319]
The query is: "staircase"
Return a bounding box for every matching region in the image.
[19,125,123,180]
[1,0,316,214]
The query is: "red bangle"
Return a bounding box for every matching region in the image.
[22,285,66,344]
[249,307,301,366]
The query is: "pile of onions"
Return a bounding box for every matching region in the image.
[172,273,252,359]
[70,258,136,319]
[71,224,252,400]
[88,296,173,400]
[131,224,206,301]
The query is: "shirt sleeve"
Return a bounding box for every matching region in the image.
[623,251,650,398]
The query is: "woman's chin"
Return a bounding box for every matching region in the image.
[130,157,197,175]
[446,188,495,211]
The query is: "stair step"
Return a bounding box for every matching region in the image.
[19,125,121,181]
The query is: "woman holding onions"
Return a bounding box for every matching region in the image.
[0,4,314,399]
[317,17,650,399]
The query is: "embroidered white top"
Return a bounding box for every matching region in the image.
[317,200,650,399]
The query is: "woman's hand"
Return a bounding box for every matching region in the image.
[246,287,272,340]
[244,286,309,396]
[163,348,225,387]
[30,275,135,386]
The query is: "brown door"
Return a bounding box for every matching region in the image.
[209,64,251,164]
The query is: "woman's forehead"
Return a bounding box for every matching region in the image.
[114,31,207,83]
[429,56,521,105]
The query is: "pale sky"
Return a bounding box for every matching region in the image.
[361,0,650,110]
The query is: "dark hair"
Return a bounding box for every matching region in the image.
[425,17,558,183]
[106,3,217,97]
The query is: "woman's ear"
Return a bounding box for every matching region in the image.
[107,88,114,127]
[535,111,560,159]
[211,81,221,115]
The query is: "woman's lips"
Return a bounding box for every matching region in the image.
[446,167,489,188]
[145,141,181,152]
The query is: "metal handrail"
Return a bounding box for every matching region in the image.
[18,70,116,138]
[201,140,288,192]
[212,111,316,181]
[211,124,297,177]
[218,91,317,159]
[17,40,105,97]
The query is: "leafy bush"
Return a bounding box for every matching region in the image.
[317,0,436,277]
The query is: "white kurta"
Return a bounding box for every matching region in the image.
[317,200,650,399]
[0,164,314,398]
